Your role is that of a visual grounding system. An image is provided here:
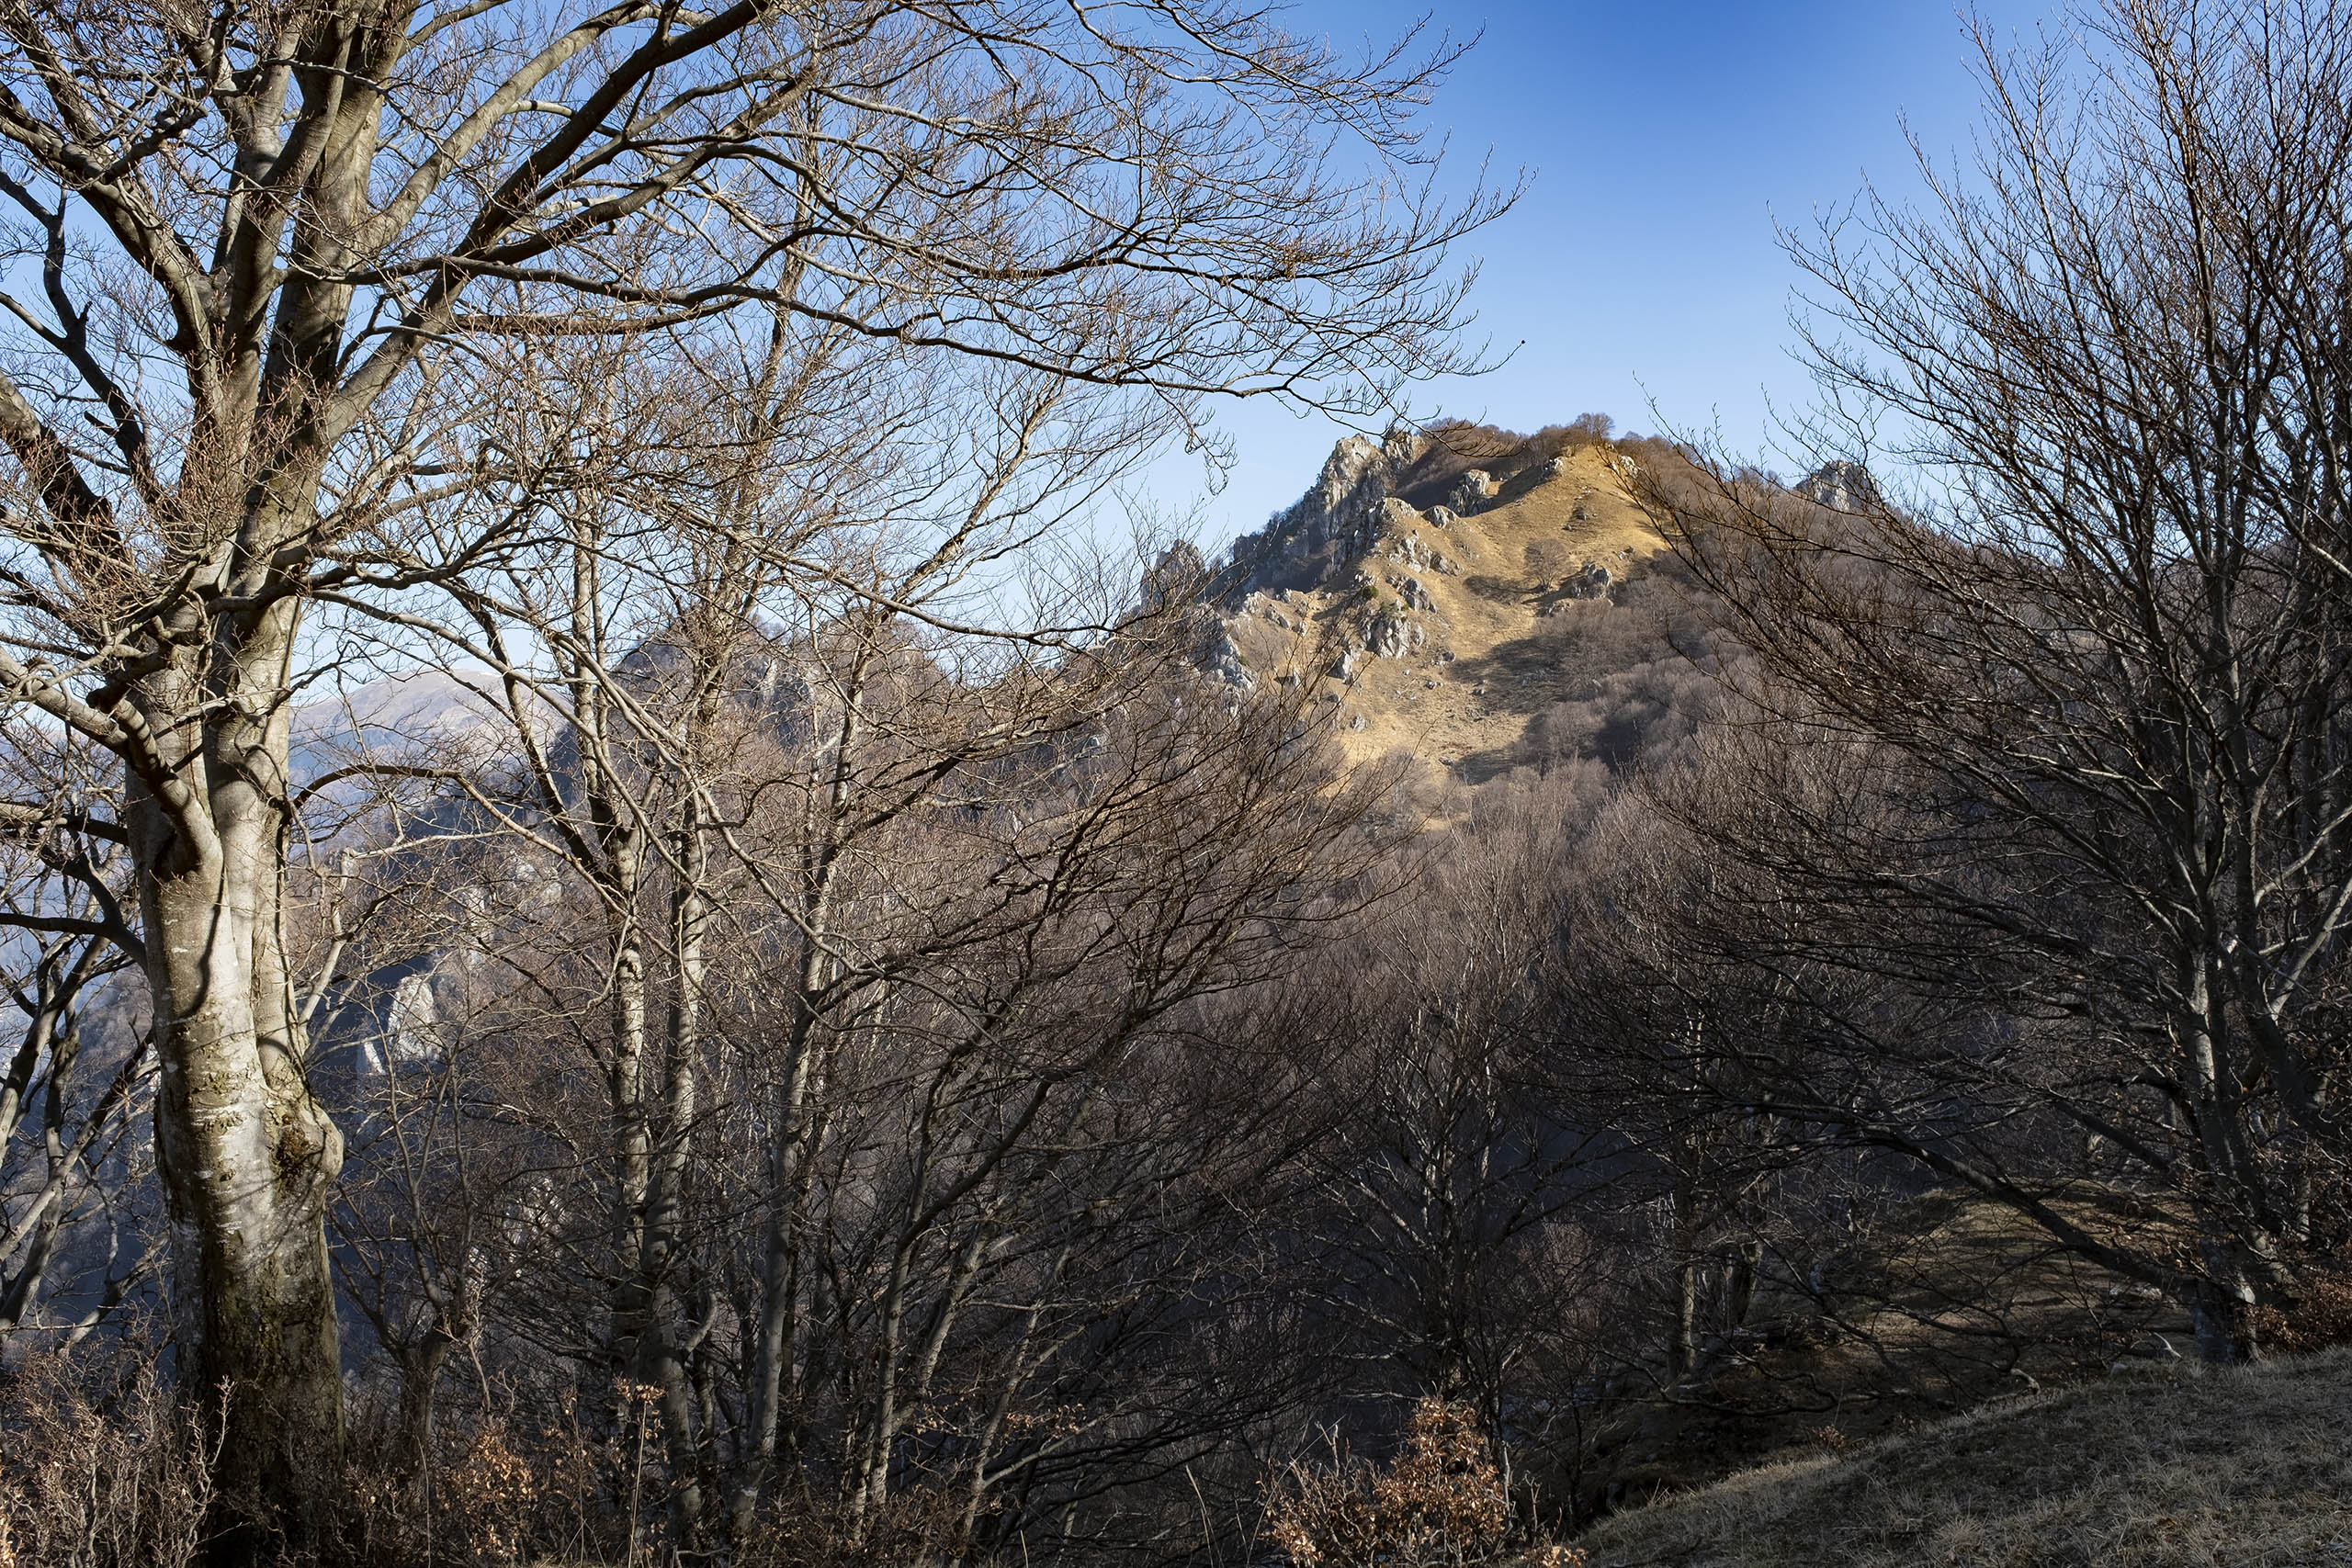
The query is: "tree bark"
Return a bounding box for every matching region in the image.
[645,784,710,1542]
[133,618,345,1553]
[395,1335,453,1483]
[2190,1251,2259,1364]
[1668,1257,1699,1383]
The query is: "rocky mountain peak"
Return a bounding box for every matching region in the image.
[1199,426,1668,780]
[1216,426,1431,597]
[1795,459,1883,513]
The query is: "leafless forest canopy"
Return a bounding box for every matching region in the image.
[5,0,2352,1564]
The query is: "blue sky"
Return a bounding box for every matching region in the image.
[1160,0,2051,551]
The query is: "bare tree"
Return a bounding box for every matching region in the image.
[312,616,1399,1560]
[0,0,1506,1532]
[1289,780,1594,1438]
[368,316,1199,1549]
[277,303,1417,1559]
[1648,0,2352,1359]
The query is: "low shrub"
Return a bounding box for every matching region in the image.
[2254,1263,2352,1354]
[1264,1398,1584,1568]
[0,1349,215,1568]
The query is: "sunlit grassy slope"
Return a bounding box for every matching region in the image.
[1220,443,1668,782]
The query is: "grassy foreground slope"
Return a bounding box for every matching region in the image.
[1574,1349,2352,1568]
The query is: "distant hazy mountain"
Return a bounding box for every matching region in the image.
[289,667,513,783]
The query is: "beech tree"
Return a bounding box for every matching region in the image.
[0,0,1503,1540]
[1655,0,2352,1359]
[311,583,1393,1559]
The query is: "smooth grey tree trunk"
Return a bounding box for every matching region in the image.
[131,603,345,1552]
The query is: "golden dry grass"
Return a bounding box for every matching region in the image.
[1574,1348,2352,1568]
[1221,444,1667,784]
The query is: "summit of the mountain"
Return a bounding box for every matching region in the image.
[1203,425,1672,781]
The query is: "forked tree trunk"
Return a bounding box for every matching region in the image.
[731,637,876,1542]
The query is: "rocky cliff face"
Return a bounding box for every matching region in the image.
[1216,428,1430,597]
[1794,458,1883,513]
[1201,429,1670,780]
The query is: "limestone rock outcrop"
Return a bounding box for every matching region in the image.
[1795,459,1882,513]
[1179,426,1672,779]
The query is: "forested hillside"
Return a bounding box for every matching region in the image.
[5,0,2352,1566]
